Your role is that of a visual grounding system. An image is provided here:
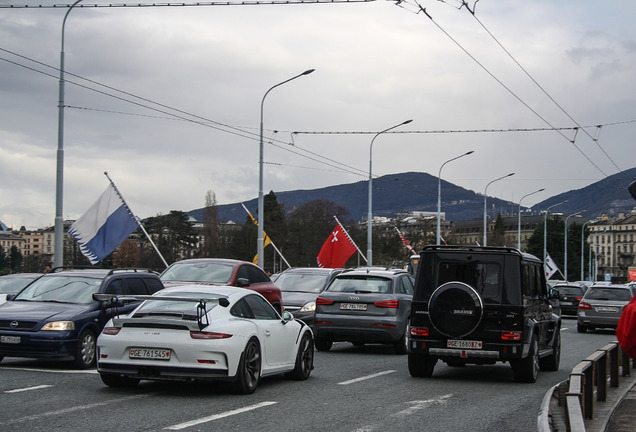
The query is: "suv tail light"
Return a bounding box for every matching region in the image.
[501,331,521,341]
[410,326,429,336]
[374,299,399,308]
[578,301,592,310]
[316,297,334,305]
[575,296,582,301]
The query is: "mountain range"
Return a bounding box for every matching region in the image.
[188,166,636,224]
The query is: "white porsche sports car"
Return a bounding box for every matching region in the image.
[94,285,314,394]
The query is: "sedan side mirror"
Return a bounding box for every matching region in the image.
[235,278,250,288]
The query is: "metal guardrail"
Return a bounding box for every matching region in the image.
[538,341,634,432]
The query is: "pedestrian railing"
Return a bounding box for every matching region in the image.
[538,341,634,432]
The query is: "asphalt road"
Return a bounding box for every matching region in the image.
[0,317,617,432]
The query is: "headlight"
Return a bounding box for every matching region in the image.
[299,301,316,313]
[41,321,75,331]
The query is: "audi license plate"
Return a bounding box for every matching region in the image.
[447,339,482,349]
[129,348,171,360]
[340,303,367,311]
[1,335,20,344]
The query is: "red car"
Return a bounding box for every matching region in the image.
[160,258,283,315]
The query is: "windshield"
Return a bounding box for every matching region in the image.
[161,262,234,284]
[0,276,38,294]
[585,288,632,302]
[327,276,391,294]
[14,276,102,304]
[275,273,328,293]
[134,291,221,317]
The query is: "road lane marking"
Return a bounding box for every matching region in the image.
[0,394,151,426]
[391,394,453,417]
[0,366,98,374]
[5,384,54,393]
[337,370,396,385]
[164,401,278,430]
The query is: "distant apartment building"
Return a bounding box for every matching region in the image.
[448,214,544,250]
[588,210,636,282]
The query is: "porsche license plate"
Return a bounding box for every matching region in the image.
[129,348,171,360]
[340,303,367,311]
[447,339,482,349]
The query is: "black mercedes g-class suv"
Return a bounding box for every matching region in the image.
[408,245,561,383]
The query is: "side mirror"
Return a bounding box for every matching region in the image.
[235,278,250,288]
[6,293,16,301]
[282,310,294,322]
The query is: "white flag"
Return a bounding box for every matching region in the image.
[68,184,139,264]
[544,253,560,280]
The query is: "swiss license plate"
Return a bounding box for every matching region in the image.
[1,335,20,344]
[129,348,171,360]
[596,306,618,312]
[340,303,367,311]
[447,339,482,349]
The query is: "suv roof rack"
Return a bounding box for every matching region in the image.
[106,268,157,276]
[49,265,103,273]
[421,245,523,257]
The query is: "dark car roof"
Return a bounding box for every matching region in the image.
[279,267,340,274]
[165,258,247,266]
[337,268,409,278]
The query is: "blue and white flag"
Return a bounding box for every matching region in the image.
[68,184,139,264]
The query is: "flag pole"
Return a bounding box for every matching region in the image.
[394,227,417,255]
[334,216,367,263]
[240,203,291,269]
[104,172,168,268]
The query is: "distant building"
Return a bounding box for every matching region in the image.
[448,214,544,250]
[588,209,636,283]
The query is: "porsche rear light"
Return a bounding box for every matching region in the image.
[501,331,521,341]
[190,331,233,339]
[102,327,121,335]
[410,326,429,336]
[316,297,334,305]
[197,359,217,364]
[579,301,592,310]
[374,299,399,308]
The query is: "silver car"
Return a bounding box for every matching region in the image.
[313,268,415,354]
[577,284,636,332]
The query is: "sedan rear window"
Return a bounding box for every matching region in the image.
[327,276,391,294]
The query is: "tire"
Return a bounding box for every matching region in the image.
[315,338,333,352]
[408,352,436,378]
[393,324,409,355]
[539,330,560,371]
[577,323,587,333]
[428,282,483,338]
[287,332,314,380]
[99,373,140,388]
[234,338,261,394]
[73,329,96,369]
[511,335,539,383]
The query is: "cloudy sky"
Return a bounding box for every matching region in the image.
[1,0,635,230]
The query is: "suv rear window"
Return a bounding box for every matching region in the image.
[328,276,392,294]
[586,288,632,301]
[438,261,501,301]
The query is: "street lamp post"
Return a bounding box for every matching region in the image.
[367,119,413,265]
[258,69,315,269]
[543,200,567,265]
[437,151,474,245]
[581,220,592,281]
[54,0,84,268]
[564,211,584,282]
[482,173,515,247]
[517,188,545,250]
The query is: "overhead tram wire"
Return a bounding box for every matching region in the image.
[457,0,622,173]
[0,0,375,8]
[0,48,369,177]
[395,0,608,177]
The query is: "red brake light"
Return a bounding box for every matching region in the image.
[102,327,121,335]
[316,297,334,305]
[410,326,429,336]
[190,331,232,340]
[374,299,399,308]
[501,331,521,341]
[578,302,592,310]
[575,296,582,301]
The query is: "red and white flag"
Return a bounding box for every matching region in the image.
[317,224,357,268]
[395,227,416,255]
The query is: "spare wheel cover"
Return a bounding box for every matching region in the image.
[429,281,484,338]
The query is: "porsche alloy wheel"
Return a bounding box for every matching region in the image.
[234,338,261,394]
